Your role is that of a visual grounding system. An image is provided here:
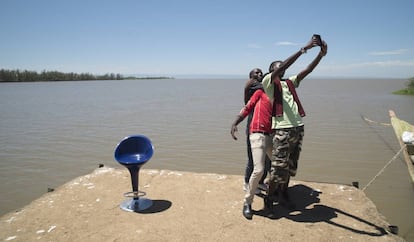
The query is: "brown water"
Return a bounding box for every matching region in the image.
[0,78,413,240]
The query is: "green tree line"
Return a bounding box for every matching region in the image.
[0,69,123,82]
[393,77,414,95]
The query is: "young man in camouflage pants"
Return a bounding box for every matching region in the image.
[261,35,328,213]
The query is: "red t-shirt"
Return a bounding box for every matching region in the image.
[239,89,272,134]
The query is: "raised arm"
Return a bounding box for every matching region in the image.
[297,40,328,82]
[271,37,316,81]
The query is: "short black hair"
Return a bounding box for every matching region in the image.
[249,68,262,78]
[268,61,282,72]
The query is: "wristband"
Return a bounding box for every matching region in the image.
[300,47,307,54]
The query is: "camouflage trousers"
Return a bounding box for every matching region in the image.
[269,126,304,186]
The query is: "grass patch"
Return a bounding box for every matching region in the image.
[393,77,414,95]
[393,88,414,95]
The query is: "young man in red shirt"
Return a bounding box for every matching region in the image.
[231,85,273,219]
[243,68,270,194]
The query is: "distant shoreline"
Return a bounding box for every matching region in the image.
[1,69,412,82]
[0,69,174,83]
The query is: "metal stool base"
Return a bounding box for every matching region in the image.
[120,198,153,212]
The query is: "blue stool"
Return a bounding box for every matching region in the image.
[114,135,154,212]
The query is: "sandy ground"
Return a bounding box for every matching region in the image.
[0,166,404,242]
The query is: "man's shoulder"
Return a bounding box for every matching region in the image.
[288,75,299,86]
[245,79,262,90]
[252,88,264,96]
[263,73,271,80]
[261,74,272,89]
[288,75,297,81]
[245,78,257,86]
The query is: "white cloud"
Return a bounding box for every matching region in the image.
[316,59,414,78]
[368,49,410,56]
[275,41,298,46]
[350,60,414,67]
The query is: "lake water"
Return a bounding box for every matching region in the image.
[0,78,413,240]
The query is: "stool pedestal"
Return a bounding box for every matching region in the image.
[120,166,153,212]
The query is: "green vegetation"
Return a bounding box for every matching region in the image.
[393,77,414,95]
[0,69,173,82]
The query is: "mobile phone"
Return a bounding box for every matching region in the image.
[313,34,322,46]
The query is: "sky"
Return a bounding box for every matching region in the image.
[1,0,414,79]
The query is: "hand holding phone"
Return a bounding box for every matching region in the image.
[313,34,322,46]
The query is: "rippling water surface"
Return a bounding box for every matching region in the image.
[0,78,413,240]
